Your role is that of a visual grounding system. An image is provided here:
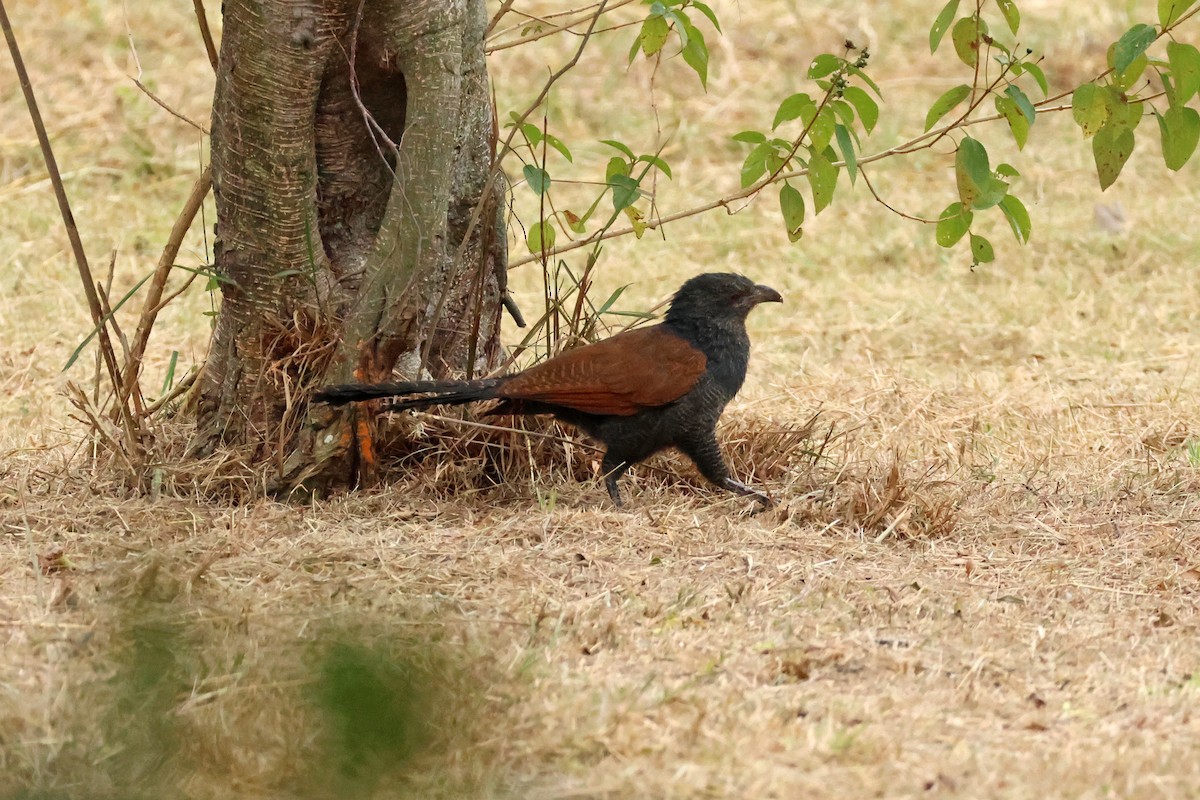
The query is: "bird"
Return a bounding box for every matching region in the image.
[313,272,783,506]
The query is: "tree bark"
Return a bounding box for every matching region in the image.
[194,0,506,491]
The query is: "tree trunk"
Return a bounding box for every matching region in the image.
[193,0,507,491]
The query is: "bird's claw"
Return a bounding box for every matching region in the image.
[723,478,773,508]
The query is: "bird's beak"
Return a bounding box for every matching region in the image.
[753,284,783,305]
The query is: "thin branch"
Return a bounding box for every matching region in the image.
[859,166,943,224]
[0,0,141,453]
[485,0,517,37]
[192,0,219,71]
[132,77,209,134]
[118,166,213,415]
[486,0,636,53]
[346,0,401,165]
[144,367,201,415]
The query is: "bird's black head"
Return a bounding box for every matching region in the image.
[665,272,783,327]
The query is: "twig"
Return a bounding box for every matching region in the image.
[859,166,943,224]
[119,166,213,418]
[144,367,201,416]
[132,77,209,134]
[485,0,517,37]
[347,0,402,163]
[0,0,141,456]
[192,0,219,71]
[487,0,636,52]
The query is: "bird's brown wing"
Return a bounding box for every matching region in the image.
[498,325,706,416]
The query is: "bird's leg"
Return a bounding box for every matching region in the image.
[680,434,772,507]
[719,477,772,506]
[601,453,632,507]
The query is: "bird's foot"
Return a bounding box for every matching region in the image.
[722,478,773,507]
[605,475,625,508]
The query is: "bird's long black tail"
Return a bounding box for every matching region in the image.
[311,379,505,409]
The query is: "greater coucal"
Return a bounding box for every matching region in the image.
[313,272,782,506]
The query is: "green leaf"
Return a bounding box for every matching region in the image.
[1159,0,1195,28]
[995,0,1020,34]
[1113,23,1157,75]
[951,15,988,67]
[1103,90,1144,135]
[1072,83,1109,137]
[628,34,642,65]
[846,65,883,98]
[1106,43,1149,93]
[955,136,991,208]
[160,350,179,395]
[808,109,835,152]
[1019,61,1049,95]
[773,93,816,130]
[64,270,155,371]
[732,130,767,144]
[831,100,857,129]
[1168,41,1200,105]
[806,151,838,214]
[665,9,688,49]
[610,174,641,211]
[526,220,556,254]
[593,284,631,319]
[995,96,1030,149]
[740,142,772,188]
[835,123,858,184]
[995,162,1020,178]
[969,233,995,264]
[936,202,973,247]
[518,121,543,148]
[924,84,971,131]
[523,164,550,195]
[1092,125,1136,190]
[680,19,710,88]
[1005,85,1036,125]
[999,194,1031,243]
[692,1,722,32]
[601,139,636,159]
[638,14,671,57]
[543,133,573,162]
[637,153,673,178]
[779,182,806,242]
[808,54,843,79]
[605,156,629,182]
[1157,105,1200,169]
[930,0,961,53]
[842,86,879,133]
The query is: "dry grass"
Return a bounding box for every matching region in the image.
[4,0,1200,797]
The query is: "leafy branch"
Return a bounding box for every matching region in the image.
[506,0,1200,271]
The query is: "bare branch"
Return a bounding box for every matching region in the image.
[486,0,637,53]
[193,0,219,71]
[132,77,209,134]
[119,167,213,415]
